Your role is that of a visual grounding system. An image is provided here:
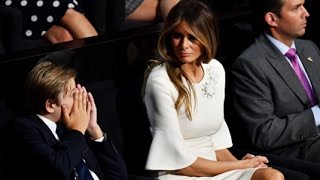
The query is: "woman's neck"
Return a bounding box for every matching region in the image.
[182,63,204,83]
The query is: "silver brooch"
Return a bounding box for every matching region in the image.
[201,66,218,99]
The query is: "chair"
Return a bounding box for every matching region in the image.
[0,5,23,54]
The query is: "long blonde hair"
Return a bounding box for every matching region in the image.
[143,0,219,119]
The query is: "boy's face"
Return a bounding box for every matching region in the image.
[53,78,76,121]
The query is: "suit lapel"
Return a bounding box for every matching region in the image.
[297,46,320,103]
[32,115,60,144]
[258,35,310,105]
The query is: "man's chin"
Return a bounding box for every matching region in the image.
[299,29,306,36]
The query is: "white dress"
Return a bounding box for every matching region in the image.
[144,59,257,179]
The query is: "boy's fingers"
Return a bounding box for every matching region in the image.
[73,89,79,108]
[87,101,92,113]
[88,93,96,108]
[78,88,83,109]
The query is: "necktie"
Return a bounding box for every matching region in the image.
[55,123,94,180]
[74,161,94,180]
[56,123,64,140]
[285,48,317,105]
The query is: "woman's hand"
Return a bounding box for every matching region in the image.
[242,154,269,168]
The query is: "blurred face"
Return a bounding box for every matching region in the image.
[53,78,76,121]
[275,0,309,39]
[171,24,202,64]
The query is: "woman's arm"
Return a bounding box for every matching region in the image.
[60,8,97,39]
[44,8,98,44]
[216,149,238,161]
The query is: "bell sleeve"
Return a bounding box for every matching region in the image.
[211,121,233,151]
[144,69,197,170]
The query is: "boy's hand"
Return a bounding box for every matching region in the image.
[62,85,91,134]
[86,88,103,140]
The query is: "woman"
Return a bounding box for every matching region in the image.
[142,0,284,179]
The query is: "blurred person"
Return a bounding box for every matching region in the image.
[125,0,180,22]
[0,0,98,44]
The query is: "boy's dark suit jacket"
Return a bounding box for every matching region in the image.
[14,114,128,180]
[231,33,320,158]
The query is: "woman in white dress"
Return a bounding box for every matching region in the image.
[142,0,284,179]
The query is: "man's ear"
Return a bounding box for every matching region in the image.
[265,12,278,27]
[45,99,56,113]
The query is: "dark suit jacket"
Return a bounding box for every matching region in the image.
[231,33,320,157]
[14,114,128,180]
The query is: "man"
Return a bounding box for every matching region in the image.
[231,0,320,178]
[14,61,127,180]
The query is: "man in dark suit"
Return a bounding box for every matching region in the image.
[14,61,128,180]
[231,0,320,178]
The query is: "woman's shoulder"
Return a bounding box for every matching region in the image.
[146,63,176,91]
[148,63,169,79]
[204,59,225,72]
